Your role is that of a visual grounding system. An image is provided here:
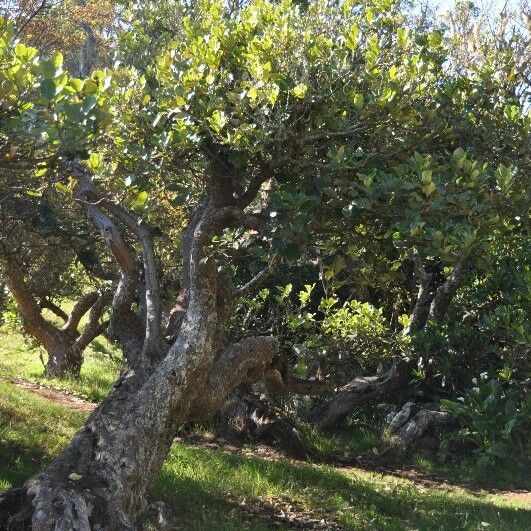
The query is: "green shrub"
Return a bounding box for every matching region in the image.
[440,373,530,468]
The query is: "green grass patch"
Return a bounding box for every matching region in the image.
[0,323,120,402]
[0,381,84,490]
[1,381,529,530]
[297,421,381,456]
[411,453,531,492]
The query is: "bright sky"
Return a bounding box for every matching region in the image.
[431,0,518,13]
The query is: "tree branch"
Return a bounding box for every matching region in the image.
[1,257,61,351]
[235,254,279,296]
[234,159,272,209]
[39,299,69,322]
[69,161,162,359]
[429,259,470,323]
[63,291,100,335]
[404,252,433,335]
[15,0,48,38]
[74,290,113,352]
[263,368,338,396]
[70,163,143,360]
[192,336,279,420]
[304,358,412,429]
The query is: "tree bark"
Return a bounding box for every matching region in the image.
[404,253,433,334]
[0,165,282,528]
[387,401,454,447]
[304,359,412,430]
[219,389,319,460]
[429,260,469,322]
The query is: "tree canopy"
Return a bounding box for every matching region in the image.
[0,1,529,528]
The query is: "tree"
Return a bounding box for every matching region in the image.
[0,0,529,526]
[0,0,117,75]
[0,22,115,376]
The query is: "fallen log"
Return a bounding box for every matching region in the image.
[304,359,412,429]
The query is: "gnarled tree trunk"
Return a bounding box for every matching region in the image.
[304,358,412,429]
[0,161,279,529]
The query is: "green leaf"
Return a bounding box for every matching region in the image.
[352,93,364,109]
[53,52,63,68]
[421,170,432,184]
[452,147,466,162]
[248,86,258,101]
[292,83,308,99]
[88,152,102,170]
[502,418,516,438]
[397,27,410,48]
[14,43,37,60]
[132,190,148,209]
[345,22,359,51]
[40,79,57,99]
[209,110,226,132]
[83,79,99,96]
[41,52,63,78]
[70,78,84,92]
[81,95,98,115]
[486,442,509,459]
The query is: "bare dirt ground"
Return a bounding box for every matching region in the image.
[4,377,96,412]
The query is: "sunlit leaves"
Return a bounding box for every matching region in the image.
[292,83,308,99]
[40,52,63,79]
[209,109,226,133]
[397,27,410,48]
[345,22,359,51]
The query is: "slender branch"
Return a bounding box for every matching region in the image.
[404,252,433,335]
[1,257,62,351]
[69,161,162,359]
[74,290,113,352]
[234,159,272,209]
[429,259,471,322]
[63,291,100,335]
[39,299,68,322]
[235,254,279,296]
[70,164,142,360]
[15,0,48,38]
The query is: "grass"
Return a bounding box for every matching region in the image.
[1,317,530,528]
[298,421,381,456]
[0,321,120,402]
[410,453,531,492]
[0,380,530,530]
[0,381,85,490]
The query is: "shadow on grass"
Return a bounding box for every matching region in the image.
[1,381,529,530]
[0,407,55,488]
[154,445,531,530]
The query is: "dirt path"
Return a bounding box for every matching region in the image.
[2,377,96,412]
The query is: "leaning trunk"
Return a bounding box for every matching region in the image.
[0,204,279,529]
[305,359,412,430]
